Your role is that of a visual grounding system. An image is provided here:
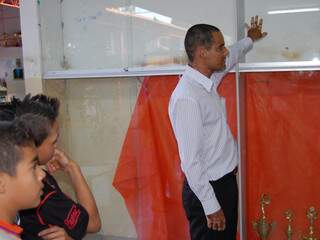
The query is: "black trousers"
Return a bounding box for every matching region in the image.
[182,170,238,240]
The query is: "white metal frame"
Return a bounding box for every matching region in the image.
[43,61,320,80]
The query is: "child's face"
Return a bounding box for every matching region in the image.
[6,146,45,210]
[37,120,59,165]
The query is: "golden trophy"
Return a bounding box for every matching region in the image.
[302,207,319,240]
[1,33,9,47]
[252,194,276,240]
[284,209,293,240]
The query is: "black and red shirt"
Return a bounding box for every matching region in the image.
[19,171,89,240]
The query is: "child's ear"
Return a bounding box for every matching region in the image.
[0,174,7,193]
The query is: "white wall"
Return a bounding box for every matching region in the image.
[44,78,140,238]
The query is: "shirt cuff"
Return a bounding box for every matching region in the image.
[201,197,221,215]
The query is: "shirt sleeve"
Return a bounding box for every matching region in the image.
[38,185,89,239]
[169,98,221,215]
[211,37,253,87]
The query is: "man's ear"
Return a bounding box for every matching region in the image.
[199,47,208,58]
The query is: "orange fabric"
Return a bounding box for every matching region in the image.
[113,74,236,239]
[0,219,23,236]
[245,71,320,239]
[113,75,187,240]
[114,71,320,239]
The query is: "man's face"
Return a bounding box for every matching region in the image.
[203,31,229,71]
[37,120,59,165]
[6,146,45,210]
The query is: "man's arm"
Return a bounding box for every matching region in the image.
[169,98,221,218]
[212,15,267,87]
[47,149,102,233]
[211,38,253,87]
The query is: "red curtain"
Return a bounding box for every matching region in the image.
[113,74,236,239]
[113,71,320,239]
[245,71,320,239]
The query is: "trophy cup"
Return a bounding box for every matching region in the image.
[252,194,276,240]
[284,209,293,240]
[302,207,319,240]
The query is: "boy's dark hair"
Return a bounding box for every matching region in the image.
[0,102,16,121]
[184,24,220,62]
[0,100,51,147]
[15,94,60,124]
[19,114,51,147]
[0,119,34,176]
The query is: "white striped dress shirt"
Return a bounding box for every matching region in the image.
[168,37,253,215]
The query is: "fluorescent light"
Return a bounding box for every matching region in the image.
[105,6,186,31]
[268,8,320,15]
[118,6,172,24]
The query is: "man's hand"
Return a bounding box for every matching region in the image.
[206,209,226,231]
[46,149,71,173]
[38,226,73,240]
[246,15,267,42]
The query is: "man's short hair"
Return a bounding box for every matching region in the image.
[184,24,220,62]
[14,94,60,124]
[0,119,34,176]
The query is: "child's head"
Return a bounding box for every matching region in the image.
[0,119,45,215]
[10,94,60,165]
[0,102,15,121]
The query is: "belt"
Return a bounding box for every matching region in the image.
[210,167,238,184]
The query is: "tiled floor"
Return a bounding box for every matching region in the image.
[84,234,136,240]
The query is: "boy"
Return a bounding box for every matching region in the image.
[0,119,45,240]
[3,95,101,240]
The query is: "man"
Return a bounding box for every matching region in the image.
[168,16,267,239]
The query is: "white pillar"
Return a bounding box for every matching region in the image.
[20,0,43,94]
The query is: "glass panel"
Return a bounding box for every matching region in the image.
[130,0,237,67]
[39,0,131,72]
[39,0,237,72]
[244,0,320,62]
[244,71,320,239]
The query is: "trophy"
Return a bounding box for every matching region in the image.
[1,33,9,47]
[302,207,319,240]
[252,194,276,240]
[284,209,293,240]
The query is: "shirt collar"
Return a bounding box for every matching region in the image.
[184,65,214,92]
[0,219,23,237]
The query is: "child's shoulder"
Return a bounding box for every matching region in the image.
[42,170,61,192]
